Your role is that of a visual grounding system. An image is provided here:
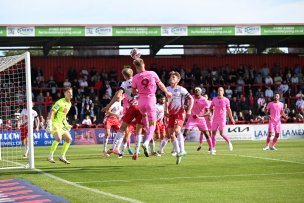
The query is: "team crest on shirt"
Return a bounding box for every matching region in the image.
[63,107,68,113]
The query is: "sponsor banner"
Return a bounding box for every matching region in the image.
[253,123,304,140]
[187,124,304,142]
[35,26,85,36]
[112,26,160,36]
[186,125,252,142]
[0,27,6,36]
[0,130,74,147]
[161,26,187,36]
[74,129,98,145]
[6,26,35,37]
[188,26,235,36]
[261,26,304,35]
[235,26,261,36]
[85,26,112,36]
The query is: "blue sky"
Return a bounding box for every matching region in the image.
[1,0,303,24]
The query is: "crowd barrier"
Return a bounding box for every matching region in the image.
[0,123,303,147]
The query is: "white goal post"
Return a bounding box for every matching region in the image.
[0,52,34,169]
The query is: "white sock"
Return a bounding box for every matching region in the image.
[173,138,180,154]
[135,134,143,154]
[121,142,127,155]
[149,139,155,153]
[24,144,29,155]
[177,132,185,152]
[114,136,123,152]
[112,131,123,150]
[159,137,168,152]
[103,137,108,151]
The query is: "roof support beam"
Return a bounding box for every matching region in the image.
[150,36,181,55]
[43,37,61,56]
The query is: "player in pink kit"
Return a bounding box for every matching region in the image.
[164,71,193,164]
[210,87,235,153]
[131,58,171,158]
[263,93,287,150]
[197,94,213,151]
[183,87,214,155]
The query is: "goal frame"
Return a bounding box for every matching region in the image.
[0,52,35,169]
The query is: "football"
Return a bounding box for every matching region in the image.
[130,48,141,59]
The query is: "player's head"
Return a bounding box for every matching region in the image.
[169,71,181,85]
[64,87,73,101]
[133,58,145,72]
[157,94,166,105]
[203,94,209,100]
[274,93,280,101]
[194,87,202,96]
[218,87,224,97]
[121,68,133,80]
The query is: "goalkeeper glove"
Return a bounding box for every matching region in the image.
[46,120,52,133]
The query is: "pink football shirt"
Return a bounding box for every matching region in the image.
[131,71,160,97]
[211,96,230,122]
[191,96,209,117]
[266,101,283,122]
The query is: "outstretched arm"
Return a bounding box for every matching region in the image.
[101,89,123,112]
[157,81,172,98]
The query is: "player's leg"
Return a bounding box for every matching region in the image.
[211,120,218,151]
[109,122,127,154]
[119,128,132,158]
[219,127,233,151]
[270,122,281,150]
[264,123,274,150]
[20,125,29,158]
[142,99,157,154]
[48,124,63,163]
[59,130,72,164]
[103,129,111,156]
[132,123,143,160]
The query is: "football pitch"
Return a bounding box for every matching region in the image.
[1,140,304,203]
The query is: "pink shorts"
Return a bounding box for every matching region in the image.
[211,120,226,131]
[268,121,281,134]
[184,117,208,131]
[138,96,156,121]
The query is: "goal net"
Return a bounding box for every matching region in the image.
[0,52,34,169]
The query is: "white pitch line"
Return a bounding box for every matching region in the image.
[75,171,304,184]
[221,153,304,165]
[2,160,143,203]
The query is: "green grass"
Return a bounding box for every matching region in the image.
[1,140,304,203]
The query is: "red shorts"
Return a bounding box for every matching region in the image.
[167,113,185,129]
[105,116,120,132]
[155,121,166,136]
[122,105,142,125]
[20,124,28,141]
[128,121,136,135]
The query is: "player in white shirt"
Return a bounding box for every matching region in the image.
[102,68,143,158]
[150,94,166,156]
[19,102,40,158]
[103,98,123,157]
[164,71,193,164]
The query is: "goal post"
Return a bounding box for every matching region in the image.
[0,52,35,169]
